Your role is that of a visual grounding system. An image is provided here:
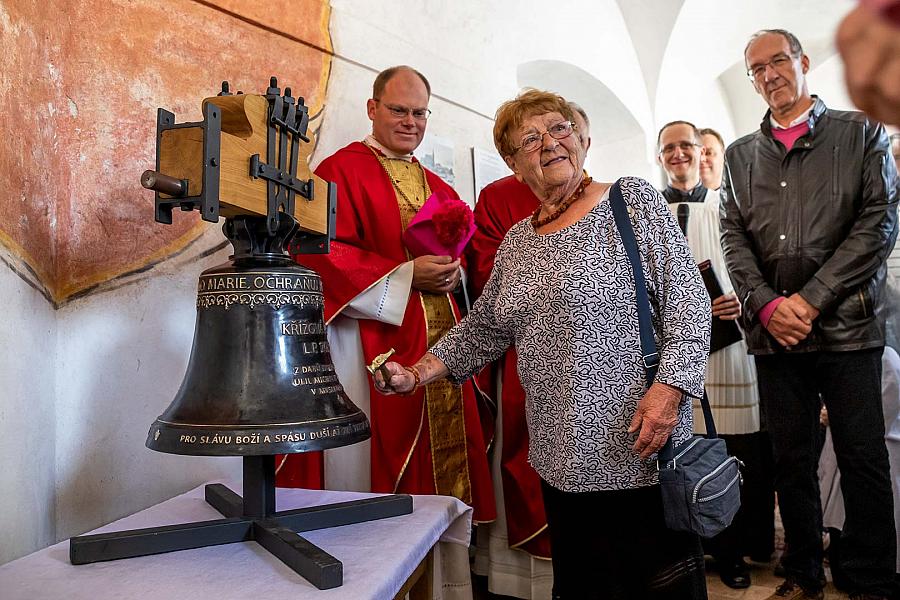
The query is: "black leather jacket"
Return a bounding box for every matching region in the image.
[721,97,899,354]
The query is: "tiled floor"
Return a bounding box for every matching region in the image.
[473,559,851,599]
[705,560,849,600]
[472,503,851,599]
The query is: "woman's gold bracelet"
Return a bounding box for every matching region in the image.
[402,365,421,395]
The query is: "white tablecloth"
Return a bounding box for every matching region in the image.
[0,482,473,599]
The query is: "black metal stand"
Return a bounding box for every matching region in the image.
[69,456,413,589]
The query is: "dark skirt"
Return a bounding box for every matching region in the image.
[541,480,707,600]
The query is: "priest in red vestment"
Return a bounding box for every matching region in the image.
[276,65,495,523]
[467,104,591,567]
[468,175,548,558]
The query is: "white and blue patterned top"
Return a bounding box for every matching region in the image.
[431,177,711,492]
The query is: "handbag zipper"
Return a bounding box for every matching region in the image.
[672,437,703,463]
[698,471,741,503]
[692,456,739,503]
[659,437,702,470]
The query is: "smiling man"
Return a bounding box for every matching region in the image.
[721,29,900,600]
[275,66,496,529]
[658,121,706,203]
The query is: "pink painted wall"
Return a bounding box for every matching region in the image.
[0,0,332,304]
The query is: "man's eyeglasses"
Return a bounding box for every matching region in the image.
[514,121,575,154]
[374,99,431,120]
[659,141,701,156]
[746,53,795,81]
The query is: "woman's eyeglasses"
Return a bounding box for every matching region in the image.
[515,121,575,154]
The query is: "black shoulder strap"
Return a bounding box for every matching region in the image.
[607,179,717,464]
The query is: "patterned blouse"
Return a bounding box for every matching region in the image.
[431,177,710,492]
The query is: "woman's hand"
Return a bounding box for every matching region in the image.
[712,293,741,320]
[372,361,416,395]
[628,382,682,459]
[372,353,450,396]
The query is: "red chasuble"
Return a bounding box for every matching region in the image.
[276,142,495,522]
[466,175,551,557]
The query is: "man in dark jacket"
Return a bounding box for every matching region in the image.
[721,28,900,600]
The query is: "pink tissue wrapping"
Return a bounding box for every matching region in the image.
[402,191,476,259]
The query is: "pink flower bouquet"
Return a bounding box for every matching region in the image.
[402,191,476,259]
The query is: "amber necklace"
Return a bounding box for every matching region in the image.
[363,141,431,214]
[531,175,592,229]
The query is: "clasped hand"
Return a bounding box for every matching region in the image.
[413,255,461,294]
[628,382,682,459]
[766,293,819,348]
[372,361,416,395]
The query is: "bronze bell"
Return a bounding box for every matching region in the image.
[146,215,369,456]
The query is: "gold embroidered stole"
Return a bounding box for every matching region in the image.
[374,150,472,504]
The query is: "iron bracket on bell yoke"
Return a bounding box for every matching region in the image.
[254,76,309,234]
[153,102,222,225]
[252,77,336,255]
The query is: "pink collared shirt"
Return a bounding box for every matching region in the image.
[771,121,811,150]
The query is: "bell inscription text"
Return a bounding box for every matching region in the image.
[197,271,324,310]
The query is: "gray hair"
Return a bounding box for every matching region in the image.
[744,29,804,65]
[567,101,590,130]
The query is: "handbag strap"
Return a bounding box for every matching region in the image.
[607,179,717,465]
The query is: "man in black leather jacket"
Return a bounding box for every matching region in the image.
[721,29,900,600]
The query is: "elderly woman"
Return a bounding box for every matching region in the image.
[376,90,711,599]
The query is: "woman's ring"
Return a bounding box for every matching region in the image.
[444,277,450,284]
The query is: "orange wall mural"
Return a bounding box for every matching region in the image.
[0,0,332,305]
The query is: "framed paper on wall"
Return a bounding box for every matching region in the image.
[472,147,511,201]
[416,133,456,187]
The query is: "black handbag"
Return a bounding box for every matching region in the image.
[609,179,741,538]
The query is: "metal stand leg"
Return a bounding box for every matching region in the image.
[69,456,413,589]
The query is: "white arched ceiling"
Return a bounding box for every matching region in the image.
[655,0,855,143]
[517,60,654,182]
[325,0,860,182]
[614,0,685,104]
[517,60,643,143]
[330,0,654,131]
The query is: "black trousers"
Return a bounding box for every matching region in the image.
[756,348,896,596]
[541,480,707,600]
[704,431,776,561]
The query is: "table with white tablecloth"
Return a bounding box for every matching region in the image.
[0,482,474,600]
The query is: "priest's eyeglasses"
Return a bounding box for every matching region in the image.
[515,121,575,154]
[659,141,702,156]
[746,53,795,81]
[375,99,431,120]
